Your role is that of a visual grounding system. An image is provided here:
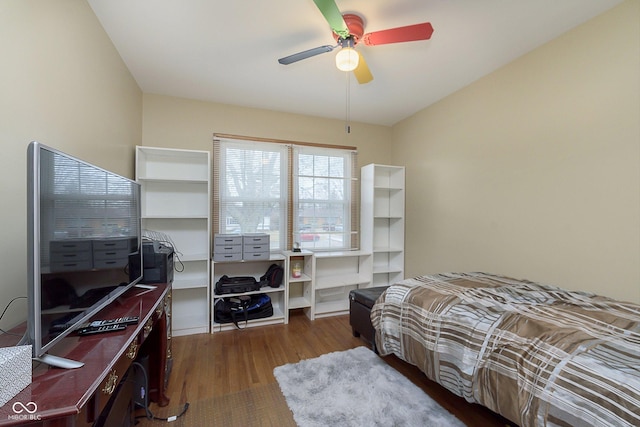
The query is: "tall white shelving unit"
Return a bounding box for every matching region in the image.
[361,164,405,287]
[136,146,211,336]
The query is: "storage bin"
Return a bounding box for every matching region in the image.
[242,233,269,260]
[213,233,242,262]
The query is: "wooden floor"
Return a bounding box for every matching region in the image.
[141,311,514,426]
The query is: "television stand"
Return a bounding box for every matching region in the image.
[16,332,85,369]
[35,353,84,369]
[0,283,171,426]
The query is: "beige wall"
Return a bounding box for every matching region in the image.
[1,0,636,336]
[393,0,639,303]
[0,0,142,328]
[141,93,392,170]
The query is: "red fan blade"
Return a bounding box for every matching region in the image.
[362,22,434,46]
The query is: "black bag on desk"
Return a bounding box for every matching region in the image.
[215,275,261,294]
[214,294,273,328]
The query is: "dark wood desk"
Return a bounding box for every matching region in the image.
[0,283,171,426]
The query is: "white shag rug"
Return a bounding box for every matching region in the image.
[273,346,465,427]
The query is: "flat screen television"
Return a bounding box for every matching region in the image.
[21,141,143,368]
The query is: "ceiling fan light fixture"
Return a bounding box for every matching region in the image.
[336,46,359,71]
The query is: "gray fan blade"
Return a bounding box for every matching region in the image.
[278,45,337,65]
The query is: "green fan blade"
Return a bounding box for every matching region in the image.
[313,0,349,39]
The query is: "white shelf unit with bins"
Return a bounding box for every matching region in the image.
[361,164,405,288]
[136,146,211,336]
[283,250,315,320]
[313,251,372,318]
[211,254,287,332]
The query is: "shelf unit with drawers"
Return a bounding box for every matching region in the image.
[211,254,286,332]
[361,164,405,288]
[313,251,371,318]
[136,146,211,336]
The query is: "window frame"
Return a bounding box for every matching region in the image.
[293,145,353,251]
[213,134,359,252]
[215,139,288,250]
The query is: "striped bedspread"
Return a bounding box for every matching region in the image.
[371,272,640,427]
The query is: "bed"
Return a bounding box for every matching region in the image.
[370,272,640,427]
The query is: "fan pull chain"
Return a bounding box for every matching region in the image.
[345,71,351,134]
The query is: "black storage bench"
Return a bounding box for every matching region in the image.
[349,286,389,351]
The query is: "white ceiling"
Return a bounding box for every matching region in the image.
[88,0,622,126]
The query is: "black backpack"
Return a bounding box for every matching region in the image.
[259,264,284,288]
[215,275,261,295]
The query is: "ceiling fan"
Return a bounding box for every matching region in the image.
[277,0,434,84]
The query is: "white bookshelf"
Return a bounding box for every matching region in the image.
[210,254,287,332]
[283,250,315,320]
[136,146,211,336]
[361,164,405,287]
[313,251,371,318]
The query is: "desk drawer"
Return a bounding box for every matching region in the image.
[213,252,243,262]
[214,234,242,246]
[242,251,269,260]
[242,233,269,245]
[93,258,128,269]
[51,260,93,272]
[93,338,139,421]
[50,240,92,253]
[93,238,133,251]
[93,248,131,260]
[50,250,92,263]
[243,242,269,253]
[213,238,242,261]
[213,244,241,255]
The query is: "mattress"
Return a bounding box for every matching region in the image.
[371,272,640,427]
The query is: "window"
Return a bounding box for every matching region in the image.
[213,135,358,252]
[39,149,139,265]
[215,140,288,250]
[47,154,138,239]
[294,146,352,250]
